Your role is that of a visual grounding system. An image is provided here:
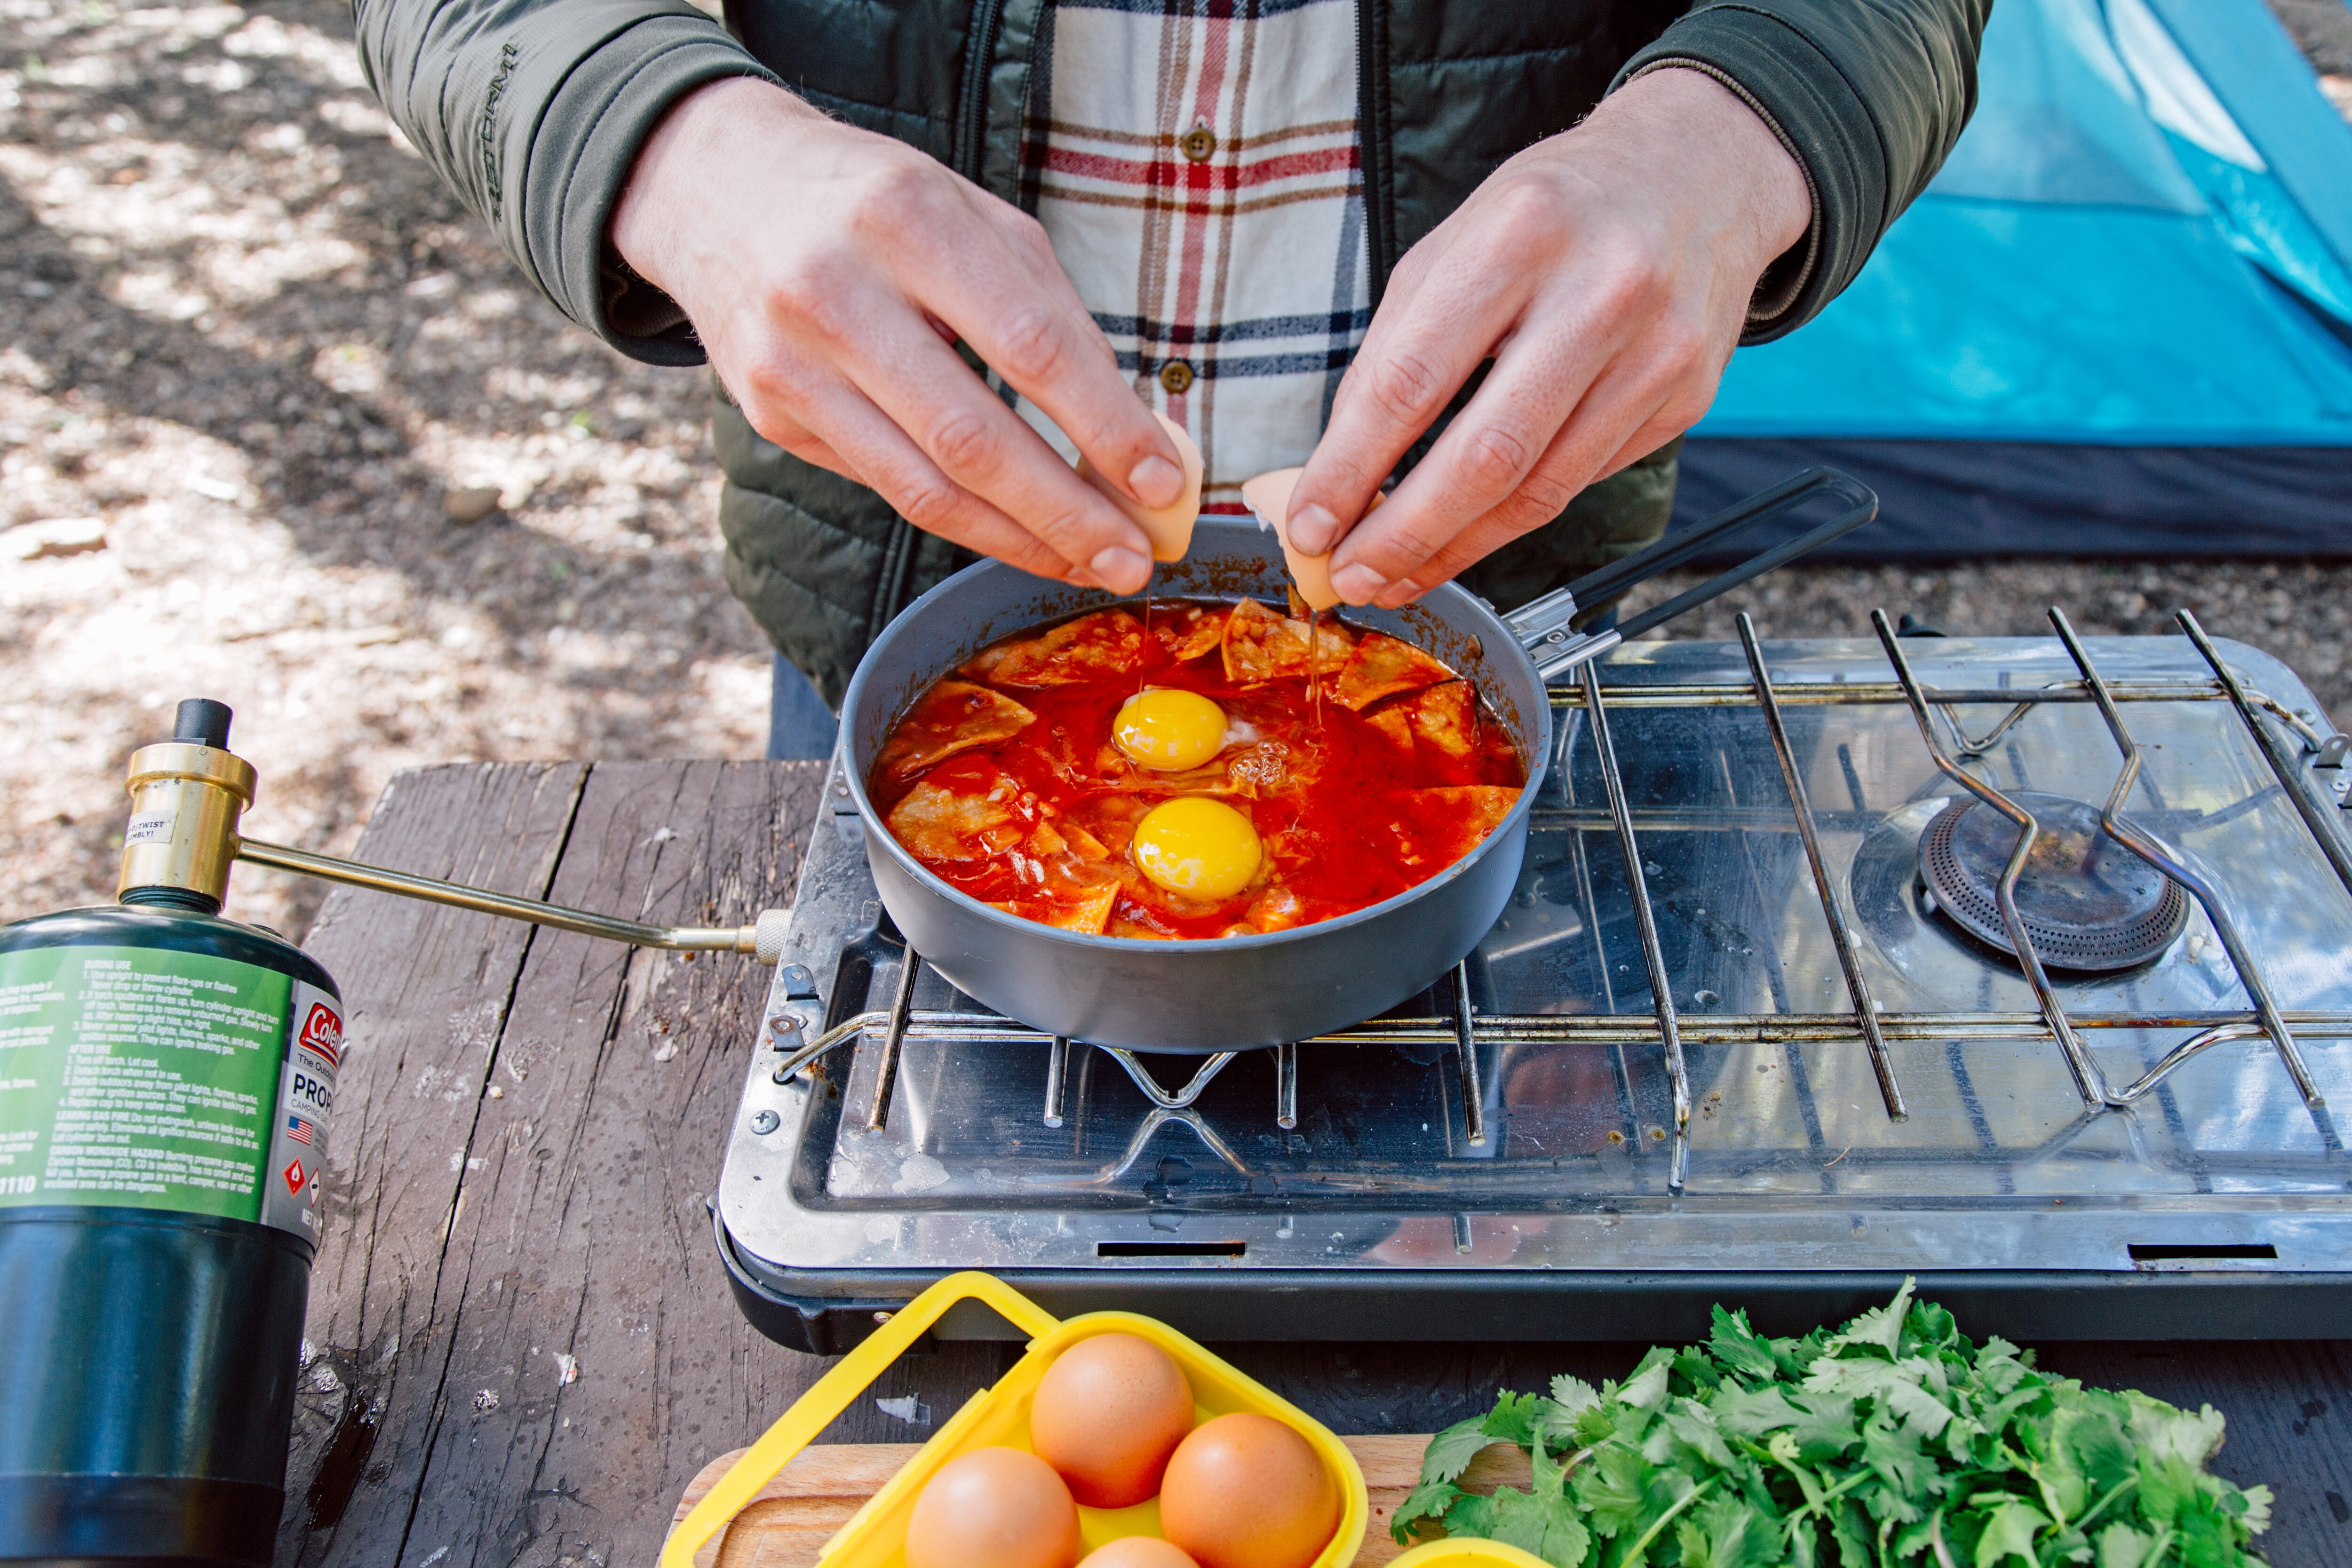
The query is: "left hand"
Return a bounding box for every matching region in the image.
[1282,66,1812,607]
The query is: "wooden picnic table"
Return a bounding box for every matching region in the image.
[274,760,2352,1568]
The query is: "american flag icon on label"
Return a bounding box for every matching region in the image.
[286,1114,317,1146]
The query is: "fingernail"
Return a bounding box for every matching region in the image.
[1128,454,1182,509]
[1375,579,1421,609]
[1332,563,1389,605]
[1091,546,1151,595]
[1287,502,1337,555]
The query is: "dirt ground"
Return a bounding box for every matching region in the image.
[4,0,2350,938]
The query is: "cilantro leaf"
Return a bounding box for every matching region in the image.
[2094,1519,2157,1568]
[1485,1390,1549,1449]
[1713,1385,1803,1440]
[1972,1496,2050,1567]
[1573,1441,1660,1537]
[1803,1355,1956,1439]
[1673,1349,1726,1395]
[2123,1393,2226,1469]
[1551,1373,1602,1420]
[1617,1352,1674,1413]
[1643,1397,1737,1472]
[1821,1276,1917,1361]
[1487,1484,1593,1567]
[1672,1491,1780,1568]
[1390,1477,1467,1544]
[1859,1413,1937,1515]
[2044,1392,2136,1521]
[1445,1491,1498,1543]
[1708,1303,1785,1383]
[1419,1414,1495,1486]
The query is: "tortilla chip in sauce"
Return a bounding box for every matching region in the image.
[885,779,1023,862]
[873,681,1036,785]
[961,609,1144,686]
[1150,602,1228,663]
[1335,631,1456,710]
[1366,706,1415,752]
[992,881,1119,936]
[1221,597,1353,685]
[1405,680,1479,759]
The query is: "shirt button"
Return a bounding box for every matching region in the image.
[1159,360,1195,395]
[1179,126,1216,162]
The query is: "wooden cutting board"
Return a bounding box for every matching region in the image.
[667,1436,1533,1568]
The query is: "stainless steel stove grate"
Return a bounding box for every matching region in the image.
[755,604,2352,1196]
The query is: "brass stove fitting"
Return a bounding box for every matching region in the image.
[118,706,255,905]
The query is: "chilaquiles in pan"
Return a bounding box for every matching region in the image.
[868,596,1525,940]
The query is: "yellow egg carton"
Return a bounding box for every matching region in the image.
[661,1271,1371,1568]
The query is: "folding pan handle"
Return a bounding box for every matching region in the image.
[1505,467,1878,683]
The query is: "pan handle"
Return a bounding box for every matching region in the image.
[1504,467,1878,683]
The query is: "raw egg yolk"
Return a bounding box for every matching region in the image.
[1131,798,1262,901]
[1114,689,1228,771]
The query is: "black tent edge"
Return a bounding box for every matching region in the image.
[1671,438,2352,562]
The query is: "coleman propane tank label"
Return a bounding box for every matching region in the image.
[259,981,339,1237]
[0,944,334,1239]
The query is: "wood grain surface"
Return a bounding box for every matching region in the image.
[662,1437,1535,1568]
[272,760,2352,1568]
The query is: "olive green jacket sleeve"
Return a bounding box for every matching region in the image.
[352,0,776,364]
[1623,0,1992,342]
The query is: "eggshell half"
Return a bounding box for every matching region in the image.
[1239,469,1382,613]
[1078,411,1203,563]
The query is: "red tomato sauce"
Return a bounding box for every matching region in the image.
[867,599,1526,940]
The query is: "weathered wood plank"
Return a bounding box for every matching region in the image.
[384,762,827,1568]
[273,762,591,1568]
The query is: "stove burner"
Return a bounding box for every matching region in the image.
[1918,792,2188,972]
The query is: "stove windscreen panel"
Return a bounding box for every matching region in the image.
[719,635,2352,1319]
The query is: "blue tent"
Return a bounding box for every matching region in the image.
[1676,0,2352,558]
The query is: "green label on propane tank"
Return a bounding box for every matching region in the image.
[0,944,290,1223]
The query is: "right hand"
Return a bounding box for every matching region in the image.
[610,77,1181,595]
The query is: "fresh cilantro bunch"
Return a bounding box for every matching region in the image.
[1391,1278,2270,1567]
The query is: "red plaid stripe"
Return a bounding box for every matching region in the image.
[1015,0,1370,508]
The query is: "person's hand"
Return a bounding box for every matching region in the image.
[1282,67,1811,607]
[610,77,1181,596]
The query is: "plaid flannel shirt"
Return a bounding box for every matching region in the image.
[1015,0,1369,515]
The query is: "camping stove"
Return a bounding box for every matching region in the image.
[715,611,2352,1352]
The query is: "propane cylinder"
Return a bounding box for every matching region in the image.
[0,699,339,1567]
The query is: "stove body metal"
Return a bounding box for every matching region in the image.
[716,630,2352,1352]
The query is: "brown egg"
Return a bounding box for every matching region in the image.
[1078,1540,1201,1568]
[904,1446,1083,1568]
[1158,1412,1341,1568]
[1029,1333,1197,1507]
